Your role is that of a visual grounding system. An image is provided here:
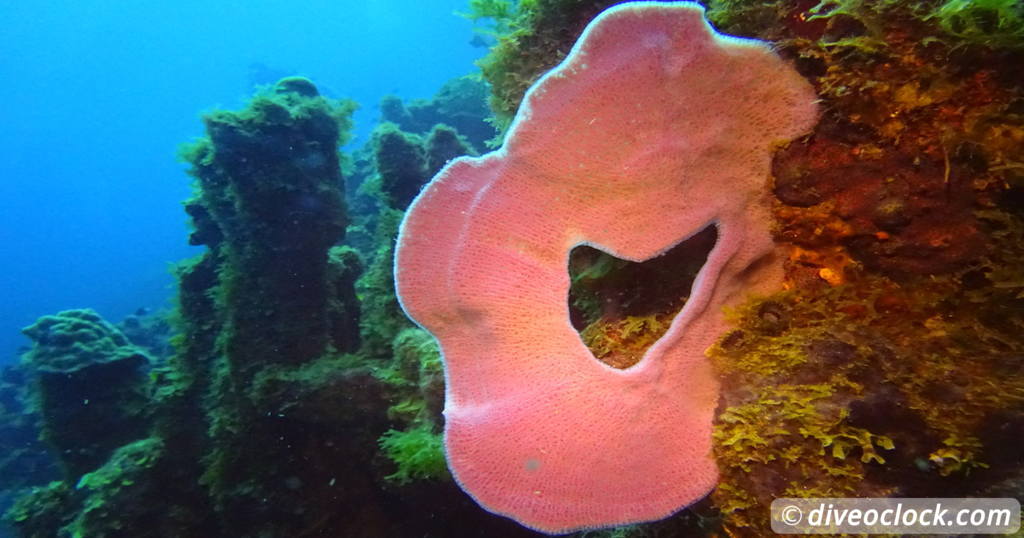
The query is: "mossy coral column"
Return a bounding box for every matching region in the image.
[176,78,377,535]
[181,77,360,377]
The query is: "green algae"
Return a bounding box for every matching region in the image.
[934,0,1024,48]
[374,328,449,484]
[378,425,448,484]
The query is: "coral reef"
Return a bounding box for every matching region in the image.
[4,75,540,538]
[6,0,1022,535]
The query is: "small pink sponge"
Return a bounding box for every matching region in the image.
[394,2,818,533]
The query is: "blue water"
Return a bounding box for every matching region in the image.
[0,0,482,363]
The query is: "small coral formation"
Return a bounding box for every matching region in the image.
[20,309,149,374]
[19,309,152,481]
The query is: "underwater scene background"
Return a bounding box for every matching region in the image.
[0,0,480,364]
[1,0,1022,537]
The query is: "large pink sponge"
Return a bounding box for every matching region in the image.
[394,1,818,533]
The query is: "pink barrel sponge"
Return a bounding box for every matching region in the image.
[394,1,818,533]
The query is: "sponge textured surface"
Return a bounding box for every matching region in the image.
[394,2,818,533]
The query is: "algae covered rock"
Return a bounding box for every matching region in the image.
[372,122,427,210]
[355,208,411,358]
[20,309,152,480]
[371,122,475,211]
[423,124,473,178]
[180,76,361,373]
[3,481,74,538]
[167,78,393,536]
[22,309,147,374]
[379,76,495,151]
[63,438,190,538]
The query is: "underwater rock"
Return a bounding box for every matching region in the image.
[249,357,387,428]
[423,124,473,178]
[180,76,361,372]
[62,438,174,537]
[371,122,475,211]
[169,78,394,536]
[372,123,428,210]
[273,75,320,97]
[390,327,445,421]
[7,436,204,537]
[395,2,817,533]
[20,309,152,481]
[4,78,402,538]
[182,199,222,246]
[352,122,474,360]
[3,481,74,538]
[772,130,987,276]
[379,77,495,151]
